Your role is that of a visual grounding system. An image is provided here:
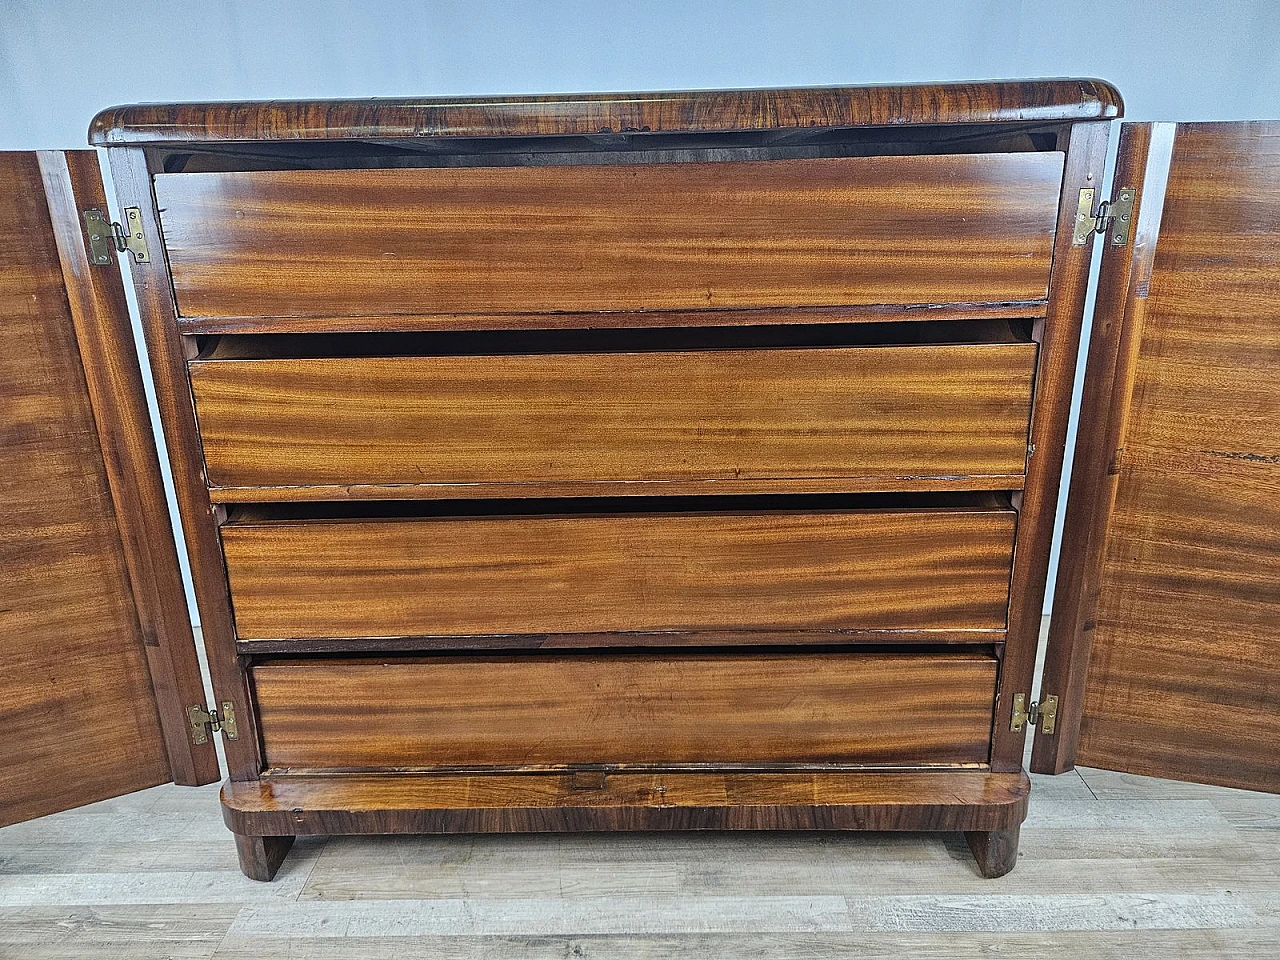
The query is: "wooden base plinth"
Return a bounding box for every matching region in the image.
[224,769,1030,881]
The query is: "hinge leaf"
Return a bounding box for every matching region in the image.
[82,206,150,266]
[217,701,238,740]
[1010,692,1059,735]
[187,701,239,745]
[1071,188,1098,246]
[1070,186,1136,247]
[1102,188,1136,247]
[1036,695,1059,735]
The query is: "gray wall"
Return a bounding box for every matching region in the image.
[3,0,1278,622]
[4,0,1278,149]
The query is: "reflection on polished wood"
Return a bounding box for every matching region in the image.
[89,79,1124,144]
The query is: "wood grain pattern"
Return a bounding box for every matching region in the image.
[88,79,1123,145]
[206,475,1029,504]
[190,341,1036,492]
[0,152,170,825]
[104,147,265,780]
[1084,469,1279,790]
[221,769,1030,837]
[36,150,218,788]
[154,154,1064,318]
[221,504,1017,639]
[252,651,998,771]
[1060,123,1280,794]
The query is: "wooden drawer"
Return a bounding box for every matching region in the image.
[190,332,1037,494]
[251,651,998,770]
[155,153,1064,318]
[221,499,1016,640]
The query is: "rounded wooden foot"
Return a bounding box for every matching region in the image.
[964,824,1020,878]
[234,833,294,881]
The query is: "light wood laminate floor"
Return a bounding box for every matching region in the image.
[2,762,1277,957]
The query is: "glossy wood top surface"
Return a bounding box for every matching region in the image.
[89,79,1122,145]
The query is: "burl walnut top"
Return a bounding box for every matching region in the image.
[89,79,1123,146]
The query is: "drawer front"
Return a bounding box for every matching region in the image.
[252,652,998,770]
[191,343,1037,491]
[222,506,1016,639]
[156,153,1064,318]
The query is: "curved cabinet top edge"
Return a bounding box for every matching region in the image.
[88,78,1123,146]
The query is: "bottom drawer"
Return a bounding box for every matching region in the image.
[252,652,998,771]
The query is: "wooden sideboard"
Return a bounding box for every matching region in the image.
[92,81,1118,880]
[2,81,1275,882]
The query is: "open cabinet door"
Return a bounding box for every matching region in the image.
[0,150,219,828]
[1032,122,1280,792]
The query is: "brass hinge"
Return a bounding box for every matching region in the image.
[187,702,238,744]
[83,207,150,265]
[1010,692,1059,734]
[1071,186,1136,247]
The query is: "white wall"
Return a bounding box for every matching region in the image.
[3,0,1279,621]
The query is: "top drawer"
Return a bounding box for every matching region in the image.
[154,153,1065,319]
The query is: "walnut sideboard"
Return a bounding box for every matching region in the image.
[2,81,1276,881]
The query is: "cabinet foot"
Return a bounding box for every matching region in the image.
[964,824,1020,878]
[234,833,294,881]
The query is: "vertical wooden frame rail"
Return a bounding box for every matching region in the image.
[103,146,263,780]
[34,150,220,787]
[1031,123,1175,773]
[990,120,1112,771]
